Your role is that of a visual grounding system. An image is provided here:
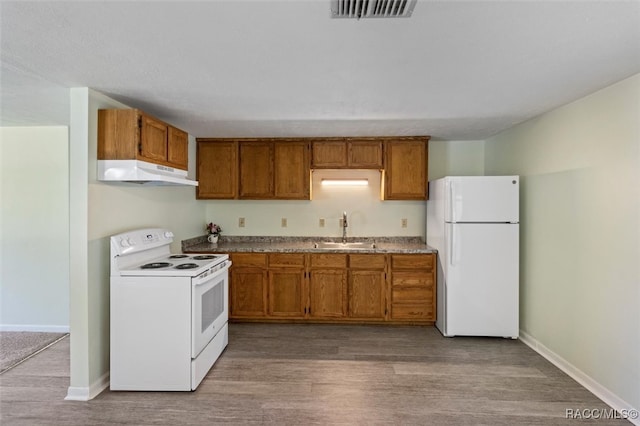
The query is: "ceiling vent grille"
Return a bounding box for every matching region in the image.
[331,0,417,19]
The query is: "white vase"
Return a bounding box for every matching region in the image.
[207,234,219,244]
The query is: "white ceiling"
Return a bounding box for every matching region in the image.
[1,0,639,140]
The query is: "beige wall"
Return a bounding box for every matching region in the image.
[485,74,640,410]
[0,126,69,331]
[68,89,205,399]
[204,169,425,238]
[429,140,485,179]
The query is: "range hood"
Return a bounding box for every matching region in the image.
[98,160,199,186]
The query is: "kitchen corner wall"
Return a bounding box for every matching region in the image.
[68,88,205,400]
[203,140,485,238]
[0,126,70,331]
[485,73,640,412]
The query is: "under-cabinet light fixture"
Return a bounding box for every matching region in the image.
[321,178,369,186]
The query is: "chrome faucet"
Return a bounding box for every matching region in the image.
[342,211,348,243]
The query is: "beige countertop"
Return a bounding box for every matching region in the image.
[182,236,437,254]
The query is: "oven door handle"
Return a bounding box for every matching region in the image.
[192,260,231,287]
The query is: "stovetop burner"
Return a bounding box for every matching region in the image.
[175,263,199,270]
[169,254,189,259]
[141,262,173,269]
[192,255,216,260]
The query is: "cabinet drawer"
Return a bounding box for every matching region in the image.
[349,254,385,269]
[269,253,305,267]
[390,254,434,270]
[391,303,434,320]
[392,287,432,303]
[310,254,347,268]
[391,271,434,288]
[231,253,267,267]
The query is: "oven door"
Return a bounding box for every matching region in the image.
[191,260,231,358]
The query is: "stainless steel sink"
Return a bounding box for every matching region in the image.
[313,241,376,250]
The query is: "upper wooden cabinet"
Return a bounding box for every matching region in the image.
[196,140,238,199]
[274,142,310,199]
[311,140,347,168]
[311,138,383,169]
[383,137,429,200]
[239,141,310,200]
[239,141,274,199]
[167,127,189,169]
[196,138,310,200]
[98,109,189,170]
[196,136,428,200]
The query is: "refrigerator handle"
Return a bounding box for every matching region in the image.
[450,225,456,266]
[450,181,456,223]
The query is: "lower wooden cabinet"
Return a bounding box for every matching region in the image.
[228,252,436,324]
[268,253,306,318]
[389,254,435,321]
[308,254,348,319]
[229,254,268,319]
[348,254,386,320]
[308,270,347,319]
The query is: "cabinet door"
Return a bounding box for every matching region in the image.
[97,109,138,160]
[348,270,386,319]
[268,269,306,318]
[196,141,238,199]
[348,140,383,168]
[311,141,347,168]
[167,126,189,170]
[239,142,273,198]
[139,114,168,164]
[230,267,267,318]
[384,139,428,200]
[308,270,347,318]
[274,142,310,199]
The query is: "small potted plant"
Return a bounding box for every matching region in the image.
[206,222,222,244]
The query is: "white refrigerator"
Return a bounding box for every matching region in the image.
[426,176,519,338]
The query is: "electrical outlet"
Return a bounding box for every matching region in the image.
[339,218,344,227]
[281,218,287,227]
[239,217,245,228]
[401,218,408,228]
[319,218,325,227]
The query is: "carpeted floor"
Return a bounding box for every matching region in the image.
[0,332,68,373]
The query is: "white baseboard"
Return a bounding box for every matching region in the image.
[0,324,70,332]
[65,372,110,401]
[520,329,639,426]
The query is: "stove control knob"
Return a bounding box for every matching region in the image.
[127,238,136,246]
[120,239,130,248]
[164,231,173,238]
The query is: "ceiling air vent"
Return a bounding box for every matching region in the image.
[331,0,417,19]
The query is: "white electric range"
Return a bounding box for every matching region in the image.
[109,228,231,391]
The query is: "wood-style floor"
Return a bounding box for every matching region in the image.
[0,323,629,425]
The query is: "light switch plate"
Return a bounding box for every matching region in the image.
[319,218,325,227]
[281,218,287,227]
[239,217,245,227]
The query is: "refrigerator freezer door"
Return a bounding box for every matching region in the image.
[445,176,519,223]
[444,223,519,337]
